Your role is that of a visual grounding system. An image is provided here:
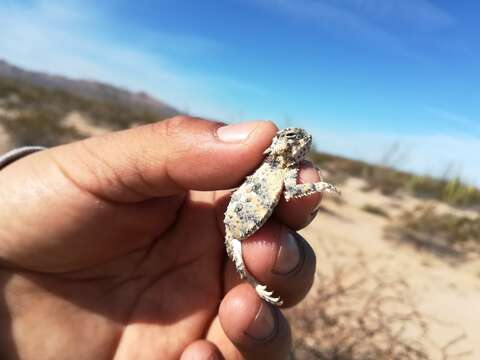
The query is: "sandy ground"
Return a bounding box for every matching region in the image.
[301,177,480,358]
[61,111,112,137]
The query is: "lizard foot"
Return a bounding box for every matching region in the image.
[255,283,283,306]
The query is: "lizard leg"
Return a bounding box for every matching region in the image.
[284,167,339,201]
[230,238,283,306]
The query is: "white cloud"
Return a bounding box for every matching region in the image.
[424,106,480,136]
[252,0,453,58]
[257,0,453,30]
[0,0,258,121]
[334,0,454,31]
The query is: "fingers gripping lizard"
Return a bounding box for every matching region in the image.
[223,128,339,305]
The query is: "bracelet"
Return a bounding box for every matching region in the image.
[0,146,46,170]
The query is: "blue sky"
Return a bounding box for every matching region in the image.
[1,0,479,184]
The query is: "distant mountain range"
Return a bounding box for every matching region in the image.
[0,59,179,118]
[0,59,181,148]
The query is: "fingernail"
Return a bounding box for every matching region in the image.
[272,228,304,275]
[245,302,279,342]
[216,121,259,143]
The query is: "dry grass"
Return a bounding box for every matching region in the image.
[407,176,480,208]
[0,77,174,147]
[311,152,480,208]
[361,204,390,218]
[286,251,470,359]
[386,204,480,260]
[2,111,82,147]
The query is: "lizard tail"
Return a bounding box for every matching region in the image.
[228,237,283,306]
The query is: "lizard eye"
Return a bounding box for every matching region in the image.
[284,131,297,139]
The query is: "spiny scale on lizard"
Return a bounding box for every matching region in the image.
[223,127,339,305]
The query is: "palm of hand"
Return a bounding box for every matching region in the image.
[4,190,229,359]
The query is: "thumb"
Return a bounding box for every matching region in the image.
[33,116,278,202]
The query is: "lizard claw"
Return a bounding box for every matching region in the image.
[255,284,283,306]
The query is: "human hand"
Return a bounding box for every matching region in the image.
[0,117,322,359]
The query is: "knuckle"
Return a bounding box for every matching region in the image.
[163,115,195,137]
[148,115,202,139]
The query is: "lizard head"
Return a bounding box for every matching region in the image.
[264,127,312,165]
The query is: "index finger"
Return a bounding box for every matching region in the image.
[9,117,278,203]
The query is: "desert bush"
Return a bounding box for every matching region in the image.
[406,176,480,208]
[310,152,367,180]
[1,111,82,147]
[311,151,411,195]
[442,177,480,207]
[0,76,172,148]
[286,253,469,359]
[361,164,407,195]
[361,204,390,218]
[311,151,480,208]
[386,204,480,259]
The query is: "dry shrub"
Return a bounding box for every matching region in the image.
[310,151,480,208]
[407,176,480,208]
[386,204,480,260]
[286,251,469,359]
[0,76,175,148]
[1,111,83,147]
[361,204,390,218]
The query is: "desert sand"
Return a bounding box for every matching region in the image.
[299,177,480,358]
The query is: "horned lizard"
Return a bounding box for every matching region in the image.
[224,127,339,305]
